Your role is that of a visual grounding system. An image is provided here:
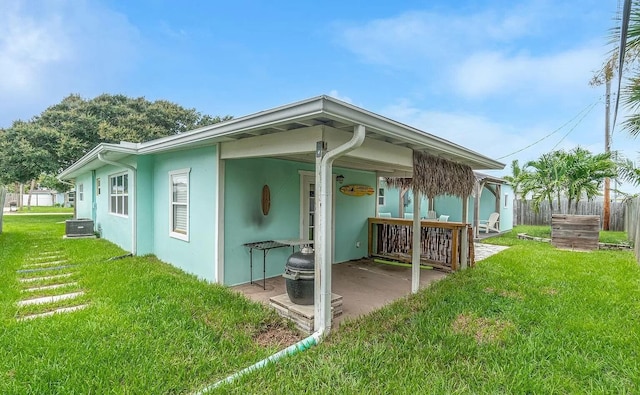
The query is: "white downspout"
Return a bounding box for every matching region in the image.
[194,124,366,394]
[97,152,137,255]
[315,124,366,334]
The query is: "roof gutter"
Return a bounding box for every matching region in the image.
[97,152,137,255]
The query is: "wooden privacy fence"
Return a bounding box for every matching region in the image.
[367,218,473,272]
[515,199,625,231]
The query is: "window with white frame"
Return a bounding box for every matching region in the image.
[96,178,101,196]
[109,173,128,216]
[170,169,190,241]
[78,184,84,202]
[378,188,385,205]
[504,193,509,208]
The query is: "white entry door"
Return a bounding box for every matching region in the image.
[299,171,335,260]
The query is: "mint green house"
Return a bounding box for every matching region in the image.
[59,96,504,332]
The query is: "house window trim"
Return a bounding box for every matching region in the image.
[78,184,84,202]
[96,178,101,196]
[169,168,191,242]
[109,172,129,218]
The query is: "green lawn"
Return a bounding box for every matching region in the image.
[13,206,74,214]
[2,218,639,394]
[225,228,640,393]
[0,216,301,394]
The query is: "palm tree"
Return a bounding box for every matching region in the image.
[564,148,617,214]
[503,159,526,199]
[521,152,564,213]
[520,149,616,215]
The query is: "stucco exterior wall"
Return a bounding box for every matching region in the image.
[152,146,218,282]
[223,157,376,286]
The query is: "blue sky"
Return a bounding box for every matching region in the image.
[1,0,637,190]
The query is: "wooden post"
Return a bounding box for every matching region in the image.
[411,189,421,293]
[460,194,470,269]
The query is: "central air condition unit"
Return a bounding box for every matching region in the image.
[65,218,94,237]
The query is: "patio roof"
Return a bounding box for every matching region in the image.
[59,96,504,180]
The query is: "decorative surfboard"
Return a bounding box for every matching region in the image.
[339,184,374,196]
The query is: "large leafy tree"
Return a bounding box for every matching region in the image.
[0,121,60,185]
[36,94,232,170]
[0,94,231,191]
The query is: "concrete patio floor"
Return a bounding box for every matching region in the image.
[232,258,448,328]
[232,243,509,329]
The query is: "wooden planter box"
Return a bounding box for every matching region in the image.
[551,214,599,251]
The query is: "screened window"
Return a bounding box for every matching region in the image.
[170,169,190,241]
[378,188,385,206]
[78,184,84,202]
[109,173,128,216]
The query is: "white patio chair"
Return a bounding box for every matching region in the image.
[478,212,500,233]
[378,212,392,218]
[426,210,437,220]
[404,213,413,219]
[438,215,449,222]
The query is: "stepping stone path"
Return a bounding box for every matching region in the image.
[15,249,89,321]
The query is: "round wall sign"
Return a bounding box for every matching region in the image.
[261,184,271,215]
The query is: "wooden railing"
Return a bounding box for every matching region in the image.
[367,218,474,272]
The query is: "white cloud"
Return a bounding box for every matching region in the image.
[336,5,543,69]
[335,2,609,102]
[452,46,604,99]
[328,89,353,104]
[0,0,140,126]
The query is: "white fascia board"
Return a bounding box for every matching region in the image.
[58,143,138,180]
[321,98,504,170]
[220,126,323,159]
[137,97,326,155]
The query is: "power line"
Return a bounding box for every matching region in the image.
[497,99,602,160]
[551,100,601,150]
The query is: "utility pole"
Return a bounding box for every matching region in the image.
[604,71,611,231]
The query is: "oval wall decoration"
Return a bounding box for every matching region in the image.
[261,184,271,215]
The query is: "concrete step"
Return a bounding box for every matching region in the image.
[29,253,65,259]
[17,291,84,307]
[23,260,69,268]
[18,304,89,321]
[19,273,74,283]
[22,282,78,293]
[17,265,76,274]
[36,251,63,256]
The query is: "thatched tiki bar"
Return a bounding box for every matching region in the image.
[373,151,476,276]
[367,218,474,271]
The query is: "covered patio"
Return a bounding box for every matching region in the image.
[216,96,505,335]
[233,241,508,330]
[233,258,448,329]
